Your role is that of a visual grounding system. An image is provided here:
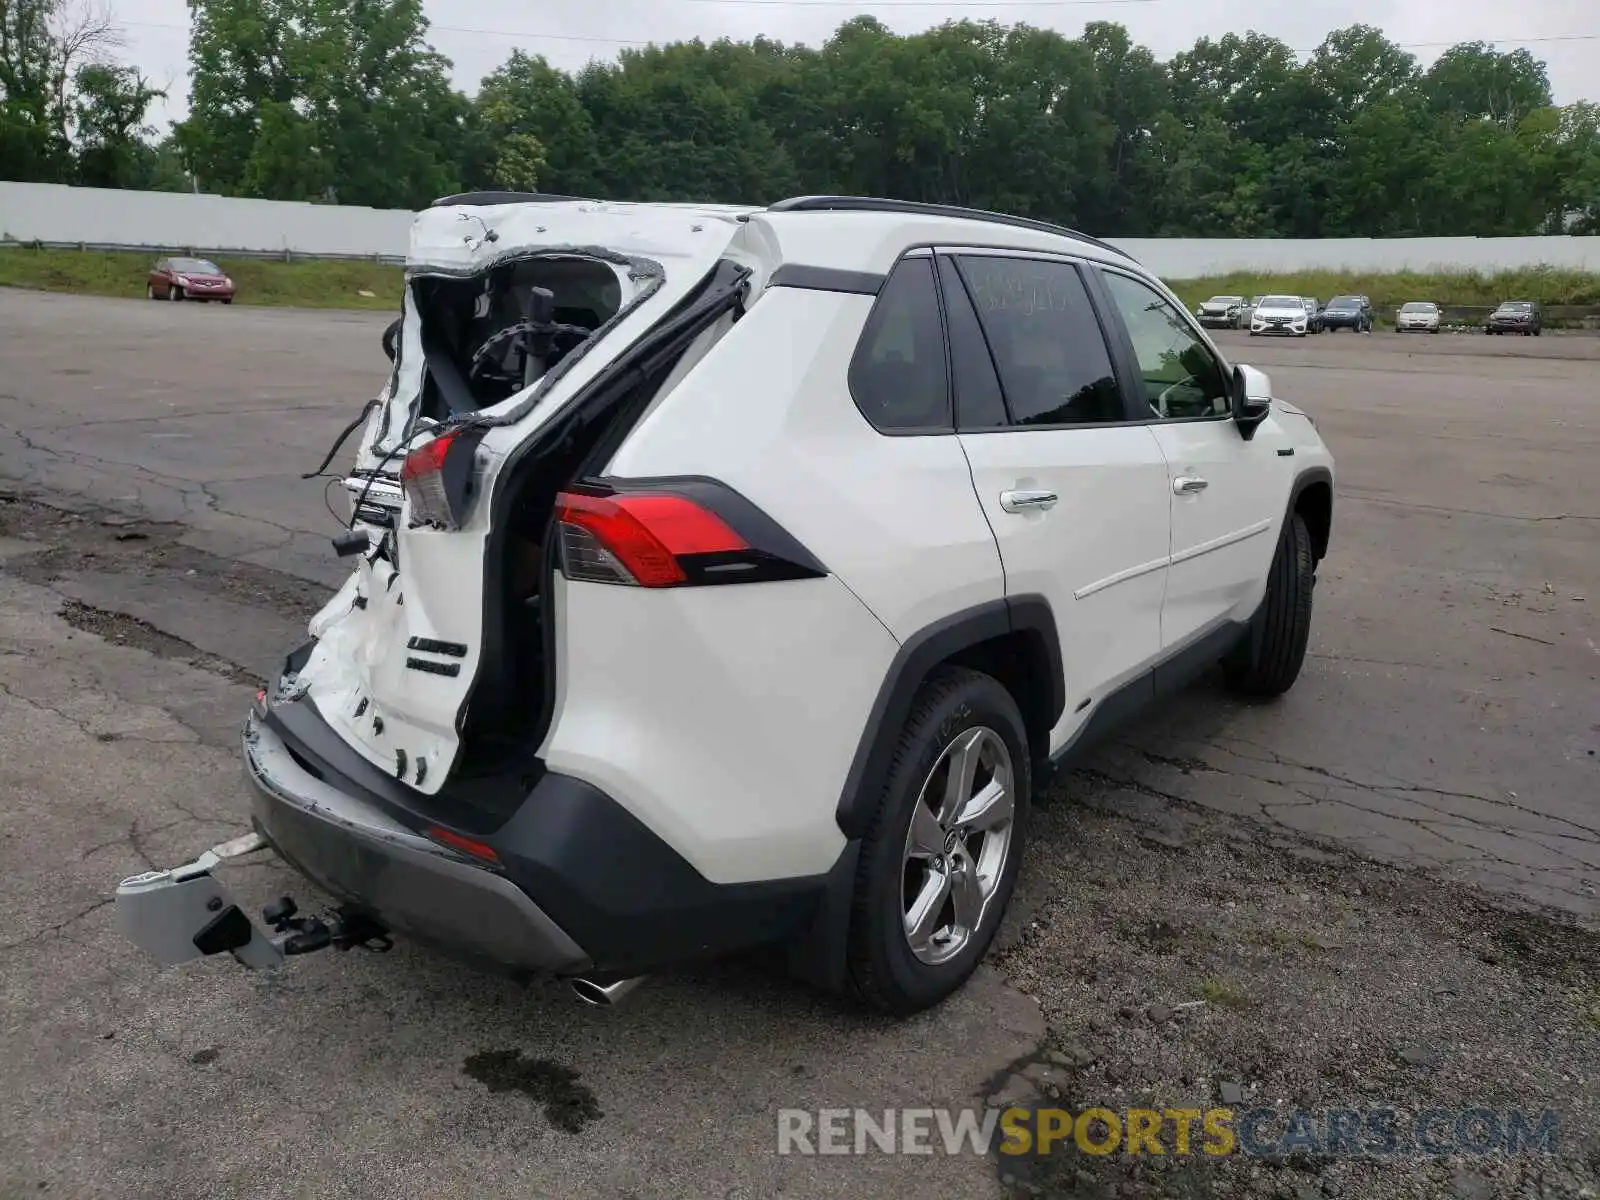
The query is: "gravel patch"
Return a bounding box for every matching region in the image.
[985,774,1600,1199]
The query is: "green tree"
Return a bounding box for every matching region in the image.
[178,0,467,207]
[470,51,595,194]
[71,61,162,187]
[0,0,121,182]
[1423,43,1552,125]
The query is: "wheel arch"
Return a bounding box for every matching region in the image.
[834,596,1065,839]
[1290,467,1333,562]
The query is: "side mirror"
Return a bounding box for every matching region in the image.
[1231,364,1272,440]
[381,318,401,362]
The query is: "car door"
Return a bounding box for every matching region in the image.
[1092,265,1294,654]
[150,259,168,296]
[940,250,1173,754]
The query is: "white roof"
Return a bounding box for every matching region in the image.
[417,196,1137,278]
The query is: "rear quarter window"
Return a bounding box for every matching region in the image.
[847,257,951,433]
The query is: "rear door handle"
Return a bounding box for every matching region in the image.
[1000,489,1058,513]
[1173,476,1209,496]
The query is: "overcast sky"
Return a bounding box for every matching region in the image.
[114,0,1596,132]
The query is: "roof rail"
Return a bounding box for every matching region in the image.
[430,190,594,208]
[767,195,1132,261]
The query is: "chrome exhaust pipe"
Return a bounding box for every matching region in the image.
[569,975,647,1007]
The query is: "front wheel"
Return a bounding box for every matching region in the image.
[847,667,1030,1015]
[169,285,184,302]
[1225,513,1315,699]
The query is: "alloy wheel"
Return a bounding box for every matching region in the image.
[900,726,1016,965]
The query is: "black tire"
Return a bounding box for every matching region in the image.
[846,666,1031,1015]
[222,298,233,305]
[1225,513,1315,699]
[169,285,184,303]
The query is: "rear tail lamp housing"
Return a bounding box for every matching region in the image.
[400,427,487,530]
[554,480,826,588]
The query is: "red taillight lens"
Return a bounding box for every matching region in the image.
[555,491,748,587]
[425,826,500,865]
[400,432,466,529]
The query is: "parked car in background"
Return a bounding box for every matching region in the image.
[1300,298,1324,333]
[147,257,236,304]
[1397,302,1441,333]
[1250,294,1311,337]
[1320,295,1372,333]
[1195,295,1246,329]
[1237,295,1265,327]
[1485,300,1541,336]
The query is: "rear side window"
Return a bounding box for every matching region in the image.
[953,256,1125,427]
[848,258,950,433]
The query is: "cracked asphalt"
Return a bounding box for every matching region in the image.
[1,289,1597,1199]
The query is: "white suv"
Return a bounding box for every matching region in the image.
[118,194,1334,1015]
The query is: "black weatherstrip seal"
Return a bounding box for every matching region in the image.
[768,265,886,296]
[834,596,1065,839]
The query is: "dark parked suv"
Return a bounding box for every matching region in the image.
[1320,296,1372,333]
[1485,301,1542,336]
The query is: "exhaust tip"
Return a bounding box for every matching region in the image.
[569,975,646,1007]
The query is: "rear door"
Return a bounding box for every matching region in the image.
[943,250,1173,754]
[1092,265,1293,650]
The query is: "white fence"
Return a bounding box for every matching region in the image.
[0,182,414,261]
[4,181,1599,276]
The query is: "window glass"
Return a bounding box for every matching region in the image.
[937,257,1008,430]
[1100,270,1231,420]
[954,256,1124,426]
[847,257,950,432]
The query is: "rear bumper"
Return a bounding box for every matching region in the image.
[244,713,591,974]
[244,683,847,979]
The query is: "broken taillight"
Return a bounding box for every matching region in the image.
[400,430,481,530]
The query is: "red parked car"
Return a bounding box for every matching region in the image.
[147,257,236,304]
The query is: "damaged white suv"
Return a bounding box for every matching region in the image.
[117,193,1334,1015]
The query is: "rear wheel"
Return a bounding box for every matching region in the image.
[1225,513,1315,699]
[847,666,1030,1015]
[145,284,155,300]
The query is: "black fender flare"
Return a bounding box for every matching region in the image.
[1286,466,1333,561]
[834,595,1065,839]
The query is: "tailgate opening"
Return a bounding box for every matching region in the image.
[454,260,753,778]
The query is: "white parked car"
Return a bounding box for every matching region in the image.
[1250,295,1311,337]
[115,193,1335,1015]
[1397,301,1441,333]
[1194,294,1246,329]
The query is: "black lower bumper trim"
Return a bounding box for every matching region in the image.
[491,774,832,976]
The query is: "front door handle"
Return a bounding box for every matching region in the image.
[1000,489,1058,513]
[1173,476,1209,496]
